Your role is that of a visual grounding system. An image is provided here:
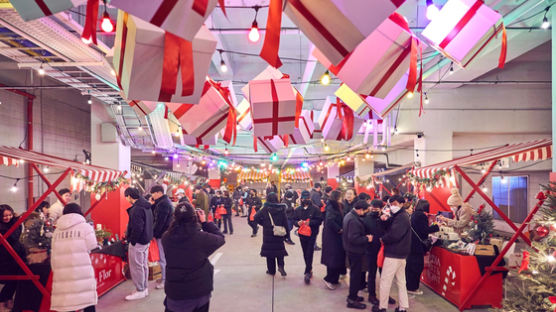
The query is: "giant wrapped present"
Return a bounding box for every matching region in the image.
[334,84,371,117]
[254,135,288,153]
[148,104,174,149]
[128,100,159,117]
[167,79,237,144]
[289,110,314,145]
[241,65,285,99]
[248,76,301,138]
[236,99,253,131]
[318,97,364,141]
[421,0,505,68]
[113,11,216,103]
[283,0,406,65]
[181,131,218,146]
[365,70,413,119]
[314,13,421,99]
[110,0,219,41]
[9,0,85,21]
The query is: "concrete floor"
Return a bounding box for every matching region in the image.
[97,217,489,312]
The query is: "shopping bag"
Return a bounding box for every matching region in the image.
[216,205,227,216]
[239,198,244,206]
[320,200,326,213]
[208,212,214,222]
[148,239,160,262]
[249,206,256,221]
[298,219,312,237]
[377,243,385,268]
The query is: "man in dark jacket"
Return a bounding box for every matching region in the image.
[232,187,243,216]
[210,190,223,230]
[310,183,323,251]
[124,187,154,300]
[343,200,373,310]
[293,190,323,284]
[374,195,411,312]
[282,190,296,245]
[151,185,174,290]
[246,189,262,237]
[363,199,386,305]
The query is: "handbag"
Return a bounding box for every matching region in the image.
[377,243,385,268]
[147,239,160,262]
[268,212,287,237]
[410,226,433,252]
[216,205,227,216]
[298,219,312,237]
[249,206,256,221]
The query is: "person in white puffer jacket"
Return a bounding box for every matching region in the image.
[51,203,98,312]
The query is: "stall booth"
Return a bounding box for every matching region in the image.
[408,139,552,311]
[0,146,127,311]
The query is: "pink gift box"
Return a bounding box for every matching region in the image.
[10,0,84,21]
[148,104,174,149]
[242,65,284,99]
[318,97,364,141]
[364,71,413,119]
[236,99,253,131]
[289,110,314,145]
[127,100,159,117]
[110,0,217,41]
[167,80,236,141]
[113,11,216,103]
[248,77,298,138]
[421,0,503,67]
[284,0,405,65]
[315,13,420,99]
[181,132,218,146]
[255,136,287,153]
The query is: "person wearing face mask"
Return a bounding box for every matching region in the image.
[0,205,24,309]
[293,191,323,284]
[321,190,345,290]
[343,200,373,310]
[362,199,387,305]
[373,195,411,312]
[438,188,474,234]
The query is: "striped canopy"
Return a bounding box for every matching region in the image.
[237,170,311,182]
[0,155,19,167]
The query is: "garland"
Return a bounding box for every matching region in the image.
[407,169,449,188]
[74,172,128,194]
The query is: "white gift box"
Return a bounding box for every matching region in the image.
[364,71,413,119]
[236,99,253,131]
[289,110,314,145]
[110,0,217,41]
[148,104,173,149]
[113,11,216,103]
[181,132,218,146]
[421,0,503,67]
[241,65,284,99]
[255,136,287,153]
[284,0,405,65]
[10,0,84,21]
[318,97,363,141]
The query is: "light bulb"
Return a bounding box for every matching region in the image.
[406,92,414,99]
[87,96,93,105]
[542,17,550,29]
[101,12,114,32]
[110,69,116,76]
[137,126,143,132]
[151,150,156,154]
[365,153,371,160]
[501,176,507,184]
[248,21,260,43]
[426,0,440,20]
[320,71,331,85]
[324,144,330,152]
[449,63,454,75]
[481,168,486,174]
[81,36,92,44]
[424,93,430,104]
[220,60,228,73]
[10,185,18,193]
[43,167,49,173]
[547,254,556,263]
[482,187,488,193]
[37,65,45,76]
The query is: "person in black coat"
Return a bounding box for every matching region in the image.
[282,191,296,245]
[321,190,345,289]
[246,189,262,237]
[254,193,288,277]
[220,191,234,235]
[405,200,439,295]
[162,201,225,312]
[293,191,323,284]
[363,199,386,305]
[0,205,24,308]
[125,190,154,246]
[343,200,373,310]
[210,190,223,230]
[343,189,357,213]
[151,185,174,289]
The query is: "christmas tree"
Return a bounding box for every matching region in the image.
[501,183,556,312]
[467,209,494,244]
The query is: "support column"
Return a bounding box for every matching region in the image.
[90,100,131,237]
[327,164,339,189]
[354,156,374,196]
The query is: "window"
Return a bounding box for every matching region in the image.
[492,176,528,223]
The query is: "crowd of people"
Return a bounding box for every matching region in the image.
[0,180,474,312]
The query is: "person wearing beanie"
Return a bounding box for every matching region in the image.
[439,188,474,234]
[374,195,411,312]
[343,200,373,310]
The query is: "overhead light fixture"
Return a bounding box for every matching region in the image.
[100,11,114,33]
[426,0,440,20]
[324,144,330,152]
[43,166,49,173]
[81,36,92,44]
[320,70,331,85]
[424,93,430,104]
[224,147,230,156]
[449,62,454,75]
[218,49,228,73]
[10,179,20,193]
[248,6,261,43]
[542,8,551,29]
[87,96,93,105]
[501,175,507,184]
[37,63,45,76]
[137,126,143,132]
[110,69,116,76]
[406,92,414,99]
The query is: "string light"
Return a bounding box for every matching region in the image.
[541,8,551,29]
[218,50,228,73]
[43,166,49,173]
[110,69,116,76]
[10,179,20,193]
[100,4,114,33]
[37,64,45,76]
[482,187,488,193]
[248,6,260,43]
[426,0,440,20]
[406,92,414,99]
[224,147,230,156]
[547,254,555,263]
[320,70,331,85]
[324,144,330,152]
[449,62,454,75]
[501,176,507,184]
[88,96,93,105]
[424,93,430,105]
[81,36,92,44]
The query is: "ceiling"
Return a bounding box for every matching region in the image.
[0,0,551,166]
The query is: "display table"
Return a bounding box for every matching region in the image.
[421,247,503,310]
[91,242,127,296]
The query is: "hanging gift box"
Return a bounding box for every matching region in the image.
[181,131,218,146]
[275,0,406,66]
[10,0,85,21]
[236,99,253,131]
[314,13,422,100]
[127,100,160,117]
[318,97,364,141]
[421,0,506,68]
[148,104,174,149]
[334,84,371,117]
[254,135,288,153]
[241,65,284,99]
[248,76,301,138]
[289,110,314,145]
[110,0,223,41]
[167,79,238,144]
[113,11,216,103]
[365,70,414,119]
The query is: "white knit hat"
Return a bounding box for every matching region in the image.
[446,188,463,206]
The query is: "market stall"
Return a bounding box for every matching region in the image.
[0,146,126,309]
[408,139,552,310]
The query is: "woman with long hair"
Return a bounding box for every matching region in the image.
[0,205,23,309]
[162,202,225,312]
[254,192,289,277]
[321,190,346,289]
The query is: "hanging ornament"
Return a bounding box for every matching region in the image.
[95,193,102,201]
[518,250,529,274]
[550,223,556,233]
[536,225,549,238]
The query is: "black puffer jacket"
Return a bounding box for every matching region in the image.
[126,197,154,245]
[382,209,412,259]
[153,195,174,239]
[246,195,262,221]
[343,199,357,213]
[254,202,288,258]
[321,200,345,268]
[342,209,368,255]
[162,221,225,300]
[220,196,233,214]
[362,211,386,249]
[293,203,323,238]
[410,209,439,255]
[282,196,296,220]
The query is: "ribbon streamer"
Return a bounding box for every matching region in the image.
[116,13,129,89]
[35,0,53,16]
[498,23,507,69]
[260,0,284,68]
[82,0,99,45]
[159,32,195,102]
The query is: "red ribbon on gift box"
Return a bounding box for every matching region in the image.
[321,98,355,141]
[205,79,237,146]
[151,0,227,27]
[159,32,195,102]
[35,0,53,16]
[116,12,130,89]
[290,115,313,144]
[129,100,148,116]
[82,0,99,45]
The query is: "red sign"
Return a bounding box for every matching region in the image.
[91,253,125,296]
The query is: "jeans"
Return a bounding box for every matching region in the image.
[222,214,233,233]
[379,257,409,310]
[266,256,284,274]
[285,219,294,241]
[129,242,149,291]
[299,235,316,274]
[405,254,425,291]
[347,252,364,300]
[157,238,166,282]
[324,267,342,284]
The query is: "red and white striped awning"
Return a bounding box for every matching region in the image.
[282,170,311,181]
[411,139,552,179]
[0,155,19,167]
[238,170,268,181]
[0,146,124,184]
